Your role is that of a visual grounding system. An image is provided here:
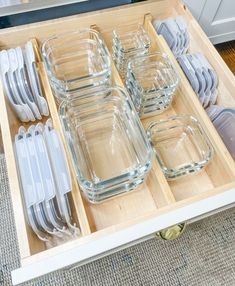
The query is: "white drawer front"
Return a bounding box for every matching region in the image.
[12,187,235,285]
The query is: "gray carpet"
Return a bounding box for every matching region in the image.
[1,153,235,286]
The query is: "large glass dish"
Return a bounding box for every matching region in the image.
[126,52,179,118]
[147,115,214,180]
[42,29,111,100]
[60,86,153,203]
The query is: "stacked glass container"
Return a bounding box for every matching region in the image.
[41,26,214,202]
[59,87,153,203]
[42,29,112,102]
[126,52,179,118]
[112,24,150,78]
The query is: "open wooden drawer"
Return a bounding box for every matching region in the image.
[1,0,235,284]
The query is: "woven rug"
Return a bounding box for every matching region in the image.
[1,153,235,286]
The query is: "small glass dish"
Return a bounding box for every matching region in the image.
[112,24,150,78]
[42,29,111,98]
[59,86,152,203]
[126,52,179,118]
[147,115,214,180]
[113,24,150,53]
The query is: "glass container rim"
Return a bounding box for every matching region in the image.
[127,52,180,88]
[147,114,214,179]
[59,85,153,191]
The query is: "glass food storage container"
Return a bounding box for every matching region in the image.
[147,115,214,180]
[112,24,150,78]
[59,86,153,203]
[126,52,179,118]
[42,29,111,101]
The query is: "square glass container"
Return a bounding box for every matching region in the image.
[126,52,179,118]
[113,24,150,53]
[42,29,111,98]
[112,24,150,78]
[147,115,214,180]
[59,86,152,203]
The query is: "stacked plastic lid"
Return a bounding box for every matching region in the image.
[153,16,218,109]
[153,16,189,57]
[59,86,153,203]
[0,41,49,122]
[112,24,150,79]
[42,29,112,102]
[207,105,235,159]
[15,119,79,244]
[126,52,179,118]
[177,53,218,108]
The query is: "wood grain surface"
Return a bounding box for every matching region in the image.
[216,41,235,74]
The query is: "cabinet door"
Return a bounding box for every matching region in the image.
[183,0,206,20]
[198,0,235,44]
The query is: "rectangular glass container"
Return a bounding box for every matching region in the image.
[59,86,153,203]
[147,115,214,180]
[42,29,111,99]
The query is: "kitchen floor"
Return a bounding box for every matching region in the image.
[216,41,235,74]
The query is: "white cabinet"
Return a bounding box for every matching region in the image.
[183,0,206,20]
[0,0,88,16]
[184,0,235,44]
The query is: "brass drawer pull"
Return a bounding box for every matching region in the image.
[155,223,186,240]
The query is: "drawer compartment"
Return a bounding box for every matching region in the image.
[0,0,235,284]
